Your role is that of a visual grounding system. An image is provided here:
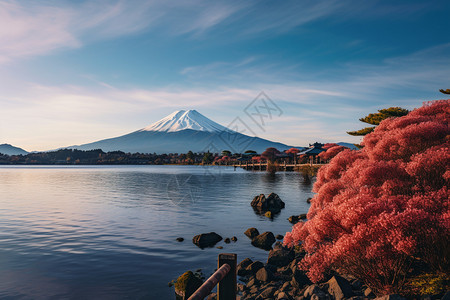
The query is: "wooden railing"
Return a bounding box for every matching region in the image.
[187,253,237,300]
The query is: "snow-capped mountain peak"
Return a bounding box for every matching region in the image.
[141,110,230,133]
[66,109,292,154]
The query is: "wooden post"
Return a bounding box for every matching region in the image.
[217,253,237,300]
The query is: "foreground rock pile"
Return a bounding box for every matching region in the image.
[173,191,450,299]
[177,230,449,300]
[235,243,393,300]
[177,239,450,300]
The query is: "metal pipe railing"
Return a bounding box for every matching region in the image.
[186,253,237,300]
[187,263,230,300]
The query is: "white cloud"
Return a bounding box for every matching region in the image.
[239,0,345,35]
[0,0,239,63]
[0,1,80,63]
[0,0,355,64]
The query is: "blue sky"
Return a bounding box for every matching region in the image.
[0,0,449,151]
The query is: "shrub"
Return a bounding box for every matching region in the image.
[284,100,450,295]
[318,145,347,161]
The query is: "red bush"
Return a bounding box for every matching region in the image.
[286,147,301,154]
[322,143,339,149]
[318,145,347,161]
[261,147,280,162]
[284,100,450,294]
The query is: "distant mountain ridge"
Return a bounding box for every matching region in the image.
[336,142,359,150]
[1,112,360,155]
[67,110,293,154]
[0,144,29,155]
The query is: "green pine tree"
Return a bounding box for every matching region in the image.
[347,107,409,136]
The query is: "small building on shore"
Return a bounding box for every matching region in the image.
[298,143,326,164]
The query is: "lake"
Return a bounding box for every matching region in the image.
[0,165,313,299]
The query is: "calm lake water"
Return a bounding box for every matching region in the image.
[0,165,313,299]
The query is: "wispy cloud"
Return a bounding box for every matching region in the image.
[179,42,450,105]
[0,1,80,63]
[163,1,247,36]
[336,43,450,99]
[0,0,362,63]
[180,56,261,77]
[238,0,345,35]
[0,0,150,63]
[0,0,243,63]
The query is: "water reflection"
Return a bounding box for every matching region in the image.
[0,166,314,299]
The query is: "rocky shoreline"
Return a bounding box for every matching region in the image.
[175,228,449,300]
[172,193,449,300]
[211,234,449,300]
[235,239,378,300]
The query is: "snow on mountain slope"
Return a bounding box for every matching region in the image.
[65,109,293,154]
[141,110,230,133]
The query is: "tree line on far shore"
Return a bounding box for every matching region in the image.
[0,148,301,165]
[0,149,218,165]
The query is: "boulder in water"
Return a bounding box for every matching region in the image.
[251,193,285,214]
[192,232,222,248]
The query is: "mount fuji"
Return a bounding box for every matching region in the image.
[66,110,292,154]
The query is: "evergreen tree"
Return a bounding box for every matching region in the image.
[347,107,409,136]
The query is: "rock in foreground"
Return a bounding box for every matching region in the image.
[174,271,203,299]
[192,232,222,248]
[267,246,294,267]
[288,214,307,224]
[327,275,354,300]
[251,231,276,250]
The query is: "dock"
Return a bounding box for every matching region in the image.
[233,161,325,171]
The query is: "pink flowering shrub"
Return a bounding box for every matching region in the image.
[284,100,450,294]
[318,145,347,161]
[323,143,339,149]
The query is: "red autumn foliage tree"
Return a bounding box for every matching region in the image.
[318,145,347,161]
[322,143,339,150]
[252,156,261,162]
[286,148,300,163]
[261,147,280,162]
[286,147,300,154]
[284,100,450,294]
